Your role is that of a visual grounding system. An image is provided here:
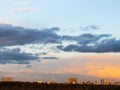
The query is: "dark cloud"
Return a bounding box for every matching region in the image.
[56,45,64,50]
[0,24,60,46]
[38,52,47,55]
[62,44,78,51]
[42,57,59,59]
[0,48,39,64]
[97,38,120,52]
[44,38,61,44]
[0,23,120,53]
[0,24,108,47]
[62,44,94,52]
[77,33,110,45]
[26,64,32,68]
[58,38,120,53]
[80,25,100,31]
[61,33,111,45]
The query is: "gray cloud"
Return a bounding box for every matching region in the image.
[61,33,111,45]
[0,48,39,64]
[80,25,100,31]
[0,23,120,53]
[59,38,120,53]
[57,33,120,53]
[44,38,61,44]
[77,33,110,45]
[97,38,120,52]
[0,24,60,46]
[62,44,94,52]
[42,57,59,59]
[9,7,38,13]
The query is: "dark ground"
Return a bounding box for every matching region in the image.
[0,82,120,90]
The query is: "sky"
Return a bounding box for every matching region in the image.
[0,0,120,82]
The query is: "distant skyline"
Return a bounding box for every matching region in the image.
[0,0,120,82]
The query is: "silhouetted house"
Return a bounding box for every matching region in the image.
[101,79,109,85]
[86,80,93,85]
[94,81,100,85]
[78,82,83,85]
[37,80,42,84]
[114,82,120,85]
[51,78,56,84]
[1,77,13,82]
[67,77,77,84]
[46,81,50,84]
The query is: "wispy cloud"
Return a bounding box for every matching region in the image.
[9,7,38,13]
[80,25,100,31]
[0,17,18,25]
[16,1,29,5]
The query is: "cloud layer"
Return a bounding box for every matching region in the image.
[0,48,39,64]
[59,38,120,52]
[9,7,38,13]
[0,24,60,46]
[0,24,120,53]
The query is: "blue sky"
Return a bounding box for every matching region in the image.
[0,0,120,36]
[0,0,120,82]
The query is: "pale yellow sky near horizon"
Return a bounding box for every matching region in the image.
[0,52,120,82]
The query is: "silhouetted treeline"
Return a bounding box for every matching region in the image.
[0,82,120,90]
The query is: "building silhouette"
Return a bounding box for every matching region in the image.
[101,79,109,85]
[1,77,13,82]
[67,77,77,84]
[37,80,42,84]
